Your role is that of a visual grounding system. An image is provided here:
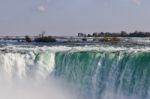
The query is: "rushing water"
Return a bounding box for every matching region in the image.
[0,43,150,99]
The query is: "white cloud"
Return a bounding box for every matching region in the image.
[36,5,46,12]
[132,0,141,5]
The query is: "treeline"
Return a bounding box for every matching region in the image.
[25,35,56,43]
[25,31,150,43]
[78,31,150,37]
[34,36,56,42]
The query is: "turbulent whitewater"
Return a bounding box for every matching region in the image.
[0,45,150,99]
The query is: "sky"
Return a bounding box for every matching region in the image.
[0,0,149,36]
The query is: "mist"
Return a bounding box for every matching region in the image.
[0,77,80,99]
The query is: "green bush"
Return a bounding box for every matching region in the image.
[25,35,32,43]
[34,36,56,42]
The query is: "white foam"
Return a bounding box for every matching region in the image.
[0,50,79,99]
[0,45,150,53]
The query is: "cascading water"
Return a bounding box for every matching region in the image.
[55,51,150,99]
[0,50,78,99]
[0,45,150,99]
[0,51,55,80]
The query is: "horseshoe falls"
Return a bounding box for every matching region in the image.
[0,45,150,99]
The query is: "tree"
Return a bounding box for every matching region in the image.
[87,34,92,37]
[120,31,128,37]
[34,36,56,42]
[25,35,31,43]
[93,32,99,37]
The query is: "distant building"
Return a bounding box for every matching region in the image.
[78,33,86,37]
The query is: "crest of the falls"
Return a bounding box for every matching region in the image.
[0,45,150,99]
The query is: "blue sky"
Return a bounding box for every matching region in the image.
[0,0,149,36]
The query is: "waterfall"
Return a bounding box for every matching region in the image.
[0,46,150,99]
[0,50,78,99]
[55,51,150,99]
[0,51,55,81]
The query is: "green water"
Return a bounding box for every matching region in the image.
[54,51,150,99]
